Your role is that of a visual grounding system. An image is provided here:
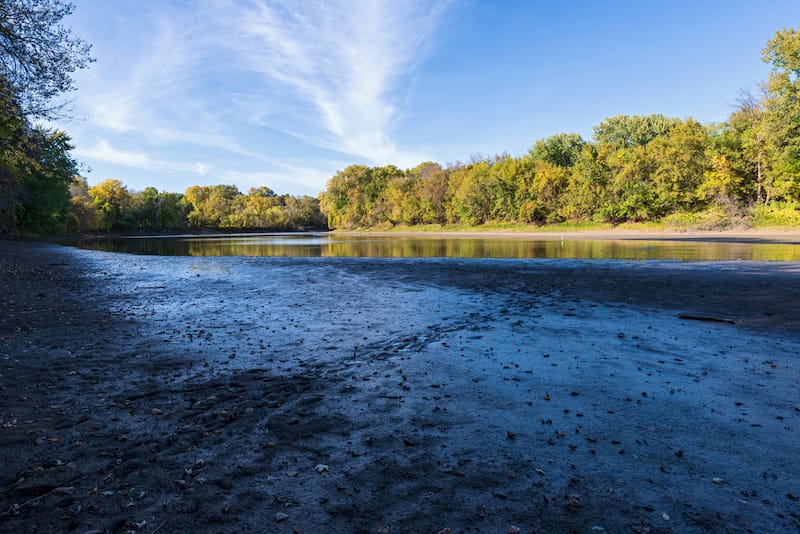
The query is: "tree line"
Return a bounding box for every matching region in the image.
[319,28,800,230]
[69,179,325,232]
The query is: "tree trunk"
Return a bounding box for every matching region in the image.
[756,160,764,205]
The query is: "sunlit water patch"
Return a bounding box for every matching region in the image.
[68,232,800,261]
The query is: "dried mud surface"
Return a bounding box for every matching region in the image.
[1,239,799,533]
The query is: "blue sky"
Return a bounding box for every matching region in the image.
[56,0,799,196]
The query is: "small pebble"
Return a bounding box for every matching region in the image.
[314,464,330,474]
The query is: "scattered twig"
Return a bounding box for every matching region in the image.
[678,313,735,324]
[0,474,85,518]
[1,490,54,518]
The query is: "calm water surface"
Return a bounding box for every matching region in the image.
[70,233,800,261]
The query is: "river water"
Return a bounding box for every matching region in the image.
[69,232,800,261]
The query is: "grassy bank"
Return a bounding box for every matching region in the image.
[332,206,800,235]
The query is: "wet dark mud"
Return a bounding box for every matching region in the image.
[1,240,799,533]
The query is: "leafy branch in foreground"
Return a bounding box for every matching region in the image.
[0,0,93,119]
[0,0,91,234]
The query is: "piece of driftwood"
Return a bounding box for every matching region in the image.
[678,313,735,324]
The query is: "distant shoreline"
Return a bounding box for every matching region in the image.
[41,226,800,246]
[334,227,800,244]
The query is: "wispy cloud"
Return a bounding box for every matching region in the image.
[76,136,340,195]
[83,10,202,135]
[76,138,211,176]
[59,1,455,194]
[218,0,453,165]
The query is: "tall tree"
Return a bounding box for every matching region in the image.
[447,162,495,225]
[559,144,608,221]
[649,118,711,213]
[411,162,448,225]
[65,176,98,231]
[594,115,679,149]
[136,186,160,229]
[155,192,188,230]
[0,0,93,118]
[184,184,240,228]
[282,195,325,229]
[383,174,421,225]
[732,91,772,204]
[1,0,91,233]
[0,75,26,231]
[529,133,586,168]
[0,75,77,232]
[88,179,133,231]
[318,165,373,229]
[761,27,800,203]
[14,126,77,231]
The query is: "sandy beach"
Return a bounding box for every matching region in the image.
[1,238,799,533]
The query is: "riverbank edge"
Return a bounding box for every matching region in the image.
[331,227,800,244]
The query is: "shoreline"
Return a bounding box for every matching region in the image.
[16,226,800,246]
[333,227,800,244]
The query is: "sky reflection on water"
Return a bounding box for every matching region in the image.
[70,233,800,261]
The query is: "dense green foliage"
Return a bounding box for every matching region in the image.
[1,75,78,233]
[66,179,325,233]
[320,28,800,230]
[1,0,89,234]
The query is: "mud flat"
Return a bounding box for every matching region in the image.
[1,239,799,533]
